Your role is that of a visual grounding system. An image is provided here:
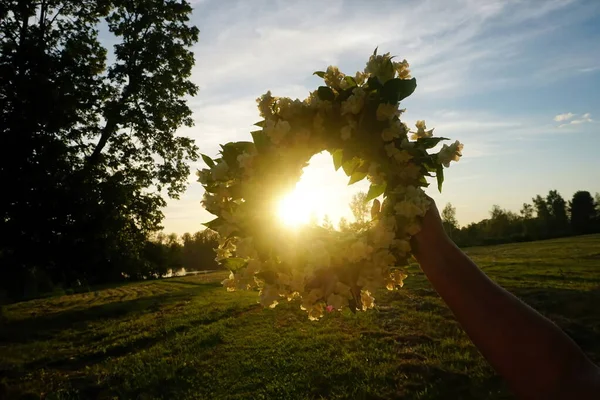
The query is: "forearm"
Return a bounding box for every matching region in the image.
[415,236,599,399]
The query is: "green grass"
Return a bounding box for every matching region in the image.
[1,235,599,400]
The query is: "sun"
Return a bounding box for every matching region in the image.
[274,152,371,228]
[277,189,317,227]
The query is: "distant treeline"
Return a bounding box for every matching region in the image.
[441,190,600,247]
[146,230,221,276]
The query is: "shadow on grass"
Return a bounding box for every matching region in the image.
[1,301,258,399]
[509,286,600,361]
[516,273,600,284]
[0,282,222,344]
[18,320,227,374]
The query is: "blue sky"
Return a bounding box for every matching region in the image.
[160,0,600,234]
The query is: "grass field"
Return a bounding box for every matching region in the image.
[1,235,599,400]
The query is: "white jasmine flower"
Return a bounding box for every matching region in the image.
[256,91,275,119]
[323,66,345,89]
[341,87,366,115]
[376,103,399,121]
[438,140,464,167]
[237,152,255,171]
[211,161,229,181]
[360,290,375,310]
[264,119,291,145]
[411,120,434,140]
[347,240,373,263]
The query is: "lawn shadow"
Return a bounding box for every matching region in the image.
[0,282,221,344]
[398,363,510,399]
[18,318,227,374]
[509,286,600,362]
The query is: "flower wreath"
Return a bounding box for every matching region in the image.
[198,49,463,320]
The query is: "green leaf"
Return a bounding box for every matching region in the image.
[220,143,241,167]
[341,147,358,164]
[203,217,221,231]
[422,154,438,173]
[222,257,247,271]
[436,164,444,193]
[380,77,417,103]
[220,142,255,166]
[366,183,386,202]
[251,130,269,153]
[348,171,367,185]
[344,76,357,87]
[415,137,449,150]
[204,184,219,193]
[317,86,335,101]
[337,86,355,102]
[254,120,266,127]
[201,154,215,168]
[227,141,255,151]
[342,158,360,176]
[313,71,326,78]
[367,76,382,91]
[331,149,343,171]
[418,174,430,188]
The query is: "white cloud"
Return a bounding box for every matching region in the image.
[187,0,583,101]
[554,112,575,122]
[579,66,600,73]
[558,113,593,128]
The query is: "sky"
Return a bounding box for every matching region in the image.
[159,0,600,235]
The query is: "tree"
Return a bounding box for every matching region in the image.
[441,203,459,238]
[339,191,372,232]
[520,203,534,220]
[570,191,597,234]
[520,203,535,238]
[0,0,199,296]
[532,195,551,238]
[532,195,551,220]
[488,205,520,241]
[546,190,569,234]
[180,230,220,272]
[349,192,370,225]
[322,215,334,231]
[338,217,351,233]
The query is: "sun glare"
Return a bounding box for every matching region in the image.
[277,190,317,227]
[274,152,370,228]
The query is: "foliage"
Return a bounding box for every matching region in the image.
[441,203,459,238]
[321,214,335,231]
[198,50,463,319]
[1,235,599,399]
[180,230,221,271]
[449,189,600,247]
[546,190,569,234]
[570,191,598,235]
[349,192,370,225]
[0,0,199,298]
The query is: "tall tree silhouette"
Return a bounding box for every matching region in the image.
[570,191,597,234]
[0,0,199,297]
[546,190,569,234]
